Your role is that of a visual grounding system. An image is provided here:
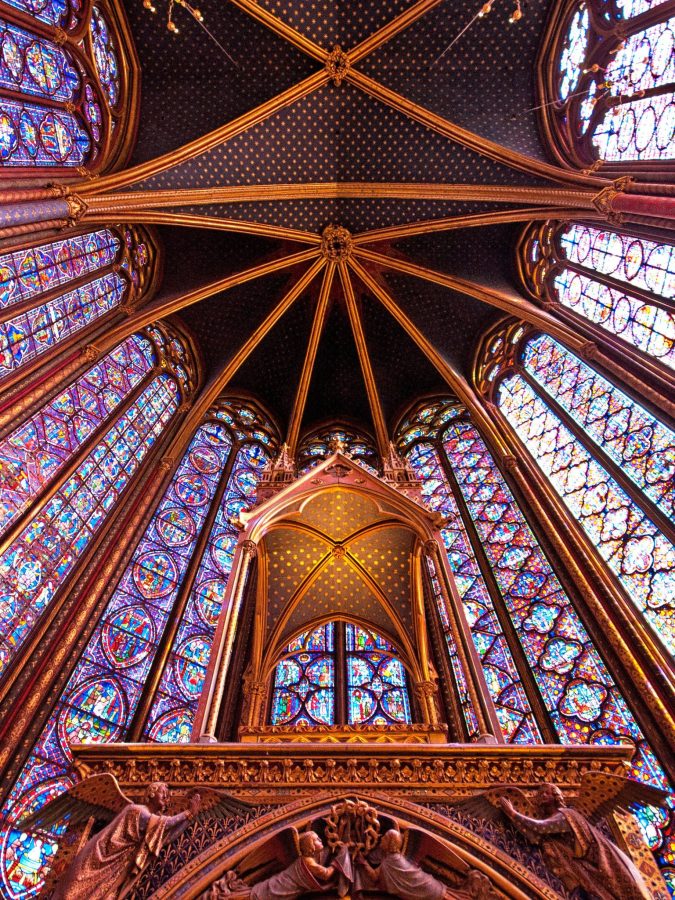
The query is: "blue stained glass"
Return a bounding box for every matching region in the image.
[0,230,119,310]
[522,334,675,519]
[145,441,270,742]
[0,98,89,166]
[346,624,411,725]
[0,272,125,381]
[271,624,335,726]
[497,374,675,657]
[0,21,79,101]
[90,8,119,107]
[0,335,153,537]
[0,374,180,679]
[407,441,541,744]
[1,0,71,27]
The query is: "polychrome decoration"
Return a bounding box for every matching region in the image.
[297,425,380,475]
[0,0,130,171]
[479,323,675,659]
[270,622,412,727]
[474,322,674,881]
[0,227,153,380]
[0,400,274,898]
[544,0,674,165]
[521,222,674,372]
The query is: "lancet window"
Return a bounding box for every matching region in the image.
[0,227,153,382]
[520,221,674,373]
[476,321,675,659]
[397,396,673,876]
[544,0,675,167]
[269,622,412,727]
[0,0,133,171]
[0,398,275,898]
[297,424,380,475]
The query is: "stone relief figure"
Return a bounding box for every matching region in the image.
[20,773,250,899]
[453,772,668,900]
[208,830,347,900]
[207,800,496,900]
[356,828,495,900]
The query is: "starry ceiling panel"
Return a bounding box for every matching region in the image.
[133,83,548,191]
[390,222,524,292]
[280,556,394,647]
[264,529,330,636]
[379,269,501,375]
[155,226,286,297]
[347,527,414,633]
[228,290,318,434]
[171,199,508,236]
[256,0,419,50]
[176,270,300,380]
[298,490,387,542]
[354,286,447,428]
[123,0,319,164]
[303,297,373,434]
[359,0,556,160]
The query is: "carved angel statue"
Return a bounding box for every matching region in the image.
[453,772,669,900]
[20,773,251,900]
[208,828,349,900]
[356,828,495,900]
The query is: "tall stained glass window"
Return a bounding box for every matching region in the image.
[543,0,675,165]
[521,222,674,373]
[297,425,380,475]
[0,399,275,899]
[476,322,675,658]
[473,319,674,883]
[270,622,412,727]
[0,0,132,171]
[0,227,153,382]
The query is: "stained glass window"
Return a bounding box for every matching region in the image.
[0,334,155,538]
[270,624,335,726]
[269,622,412,727]
[145,441,270,742]
[346,624,411,725]
[0,228,151,383]
[297,425,380,475]
[521,223,675,372]
[0,400,275,897]
[408,440,541,744]
[0,0,131,171]
[498,370,674,657]
[546,0,675,165]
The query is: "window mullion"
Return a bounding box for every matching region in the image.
[336,620,347,726]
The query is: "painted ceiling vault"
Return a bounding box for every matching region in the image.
[77,0,602,446]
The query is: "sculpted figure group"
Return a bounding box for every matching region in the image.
[23,773,665,899]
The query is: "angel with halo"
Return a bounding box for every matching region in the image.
[20,773,251,900]
[453,772,668,900]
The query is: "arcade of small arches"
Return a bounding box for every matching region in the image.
[0,0,673,897]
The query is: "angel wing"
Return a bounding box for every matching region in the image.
[573,771,670,823]
[450,786,538,823]
[167,787,253,822]
[19,773,131,832]
[236,826,301,883]
[401,826,468,876]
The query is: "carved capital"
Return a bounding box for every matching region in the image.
[414,680,438,699]
[158,456,176,472]
[81,344,101,362]
[326,45,350,86]
[65,194,89,226]
[501,454,519,472]
[580,341,599,362]
[591,175,633,219]
[241,539,257,559]
[423,540,439,558]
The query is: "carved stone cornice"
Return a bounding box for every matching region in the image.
[72,743,632,799]
[238,723,447,743]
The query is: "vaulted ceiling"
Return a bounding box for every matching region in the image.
[109,0,586,447]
